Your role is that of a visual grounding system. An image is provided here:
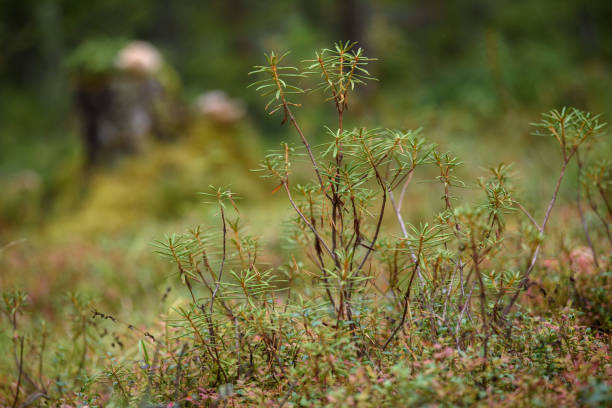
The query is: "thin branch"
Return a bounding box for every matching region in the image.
[585,183,612,245]
[398,170,414,209]
[209,205,227,315]
[504,158,570,316]
[442,261,462,321]
[388,190,408,238]
[576,151,600,269]
[11,337,24,408]
[356,189,386,273]
[541,159,569,229]
[455,281,477,351]
[471,237,489,362]
[382,237,423,351]
[283,181,334,258]
[270,64,325,192]
[596,184,612,220]
[515,201,540,231]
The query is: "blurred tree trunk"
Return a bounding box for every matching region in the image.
[224,0,255,53]
[300,0,368,44]
[75,74,174,167]
[76,81,113,167]
[339,0,366,44]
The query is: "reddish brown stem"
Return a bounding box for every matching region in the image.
[504,158,569,316]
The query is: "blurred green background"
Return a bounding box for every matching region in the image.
[2,1,612,400]
[1,0,611,309]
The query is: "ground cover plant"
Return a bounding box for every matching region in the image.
[2,42,611,407]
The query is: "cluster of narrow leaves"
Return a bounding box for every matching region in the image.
[103,43,610,406]
[87,43,607,407]
[2,42,610,407]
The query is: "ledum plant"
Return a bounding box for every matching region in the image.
[2,43,611,407]
[247,42,604,357]
[114,42,608,405]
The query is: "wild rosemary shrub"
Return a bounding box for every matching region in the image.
[2,42,611,407]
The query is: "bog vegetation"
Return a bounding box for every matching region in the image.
[2,42,611,407]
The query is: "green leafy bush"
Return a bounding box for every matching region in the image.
[2,42,611,407]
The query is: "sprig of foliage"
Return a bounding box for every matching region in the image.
[248,51,305,122]
[3,42,611,407]
[304,41,377,112]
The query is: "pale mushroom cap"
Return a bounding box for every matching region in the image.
[196,91,245,123]
[115,41,162,75]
